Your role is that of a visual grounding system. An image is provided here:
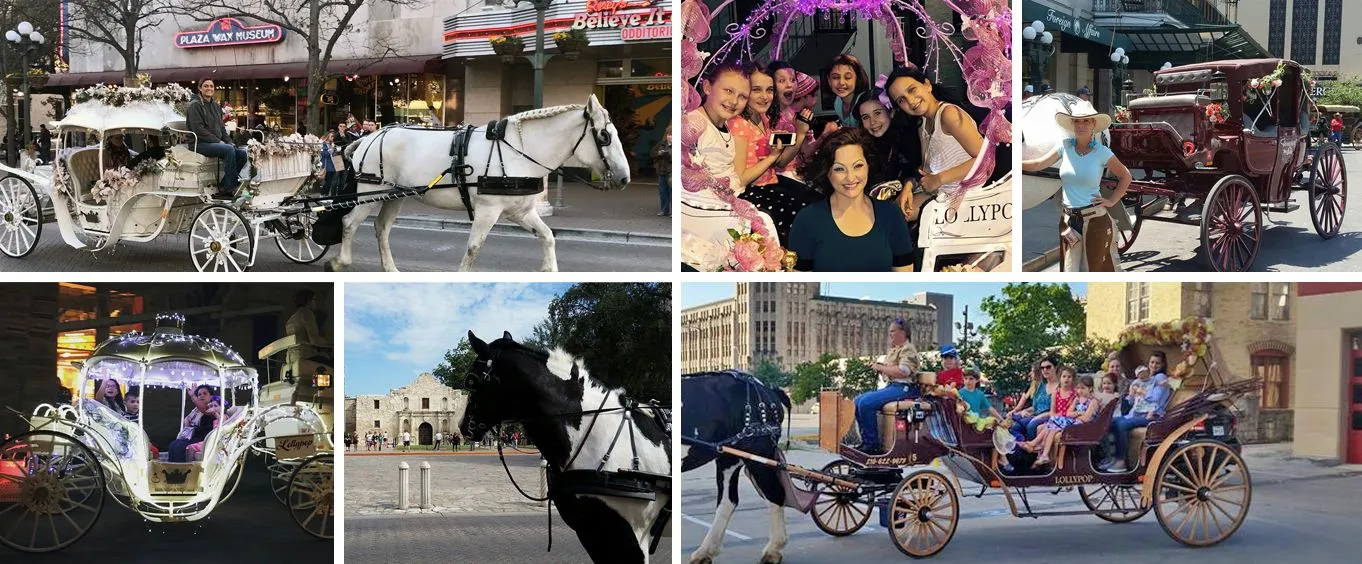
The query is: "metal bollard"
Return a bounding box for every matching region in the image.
[419,461,432,509]
[538,459,549,507]
[397,462,410,510]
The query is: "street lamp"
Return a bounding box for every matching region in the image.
[5,21,45,153]
[1110,48,1130,110]
[1022,20,1055,93]
[512,0,556,109]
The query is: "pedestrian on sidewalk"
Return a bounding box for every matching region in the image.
[435,431,443,451]
[402,430,411,452]
[652,125,671,216]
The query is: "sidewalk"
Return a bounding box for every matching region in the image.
[387,179,671,245]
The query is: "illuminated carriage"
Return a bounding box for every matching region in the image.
[0,314,333,553]
[0,84,329,271]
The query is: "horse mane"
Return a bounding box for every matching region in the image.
[511,104,588,139]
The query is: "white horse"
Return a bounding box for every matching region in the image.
[327,94,630,272]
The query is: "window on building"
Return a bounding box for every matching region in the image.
[373,400,380,409]
[1253,353,1290,409]
[373,420,380,428]
[1269,0,1287,57]
[1271,284,1291,320]
[1324,0,1342,64]
[1190,282,1212,317]
[1250,283,1269,320]
[1291,0,1319,64]
[1126,283,1150,323]
[404,397,409,410]
[422,398,430,409]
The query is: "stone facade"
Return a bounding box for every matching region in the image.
[347,373,468,445]
[681,283,940,373]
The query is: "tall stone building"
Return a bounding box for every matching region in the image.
[681,283,940,373]
[347,373,468,445]
[1087,282,1296,443]
[906,292,954,347]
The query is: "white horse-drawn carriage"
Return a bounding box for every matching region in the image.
[0,84,329,271]
[917,173,1013,271]
[0,314,333,553]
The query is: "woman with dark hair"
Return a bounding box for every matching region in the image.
[786,128,914,271]
[822,54,871,130]
[854,89,913,190]
[97,379,126,415]
[885,66,984,209]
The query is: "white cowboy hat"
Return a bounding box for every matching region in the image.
[1055,103,1112,134]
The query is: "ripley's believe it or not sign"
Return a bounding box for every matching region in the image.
[174,17,286,49]
[573,0,671,41]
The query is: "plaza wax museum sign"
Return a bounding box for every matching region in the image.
[175,17,285,49]
[571,0,671,41]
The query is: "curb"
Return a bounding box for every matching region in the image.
[367,215,672,247]
[1024,245,1061,272]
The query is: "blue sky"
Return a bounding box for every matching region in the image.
[344,283,572,396]
[681,283,1087,344]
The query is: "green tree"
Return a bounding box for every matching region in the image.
[1318,78,1362,107]
[789,353,838,404]
[431,337,477,391]
[839,358,879,397]
[978,283,1086,396]
[0,0,59,165]
[547,282,671,403]
[751,357,792,389]
[1062,337,1115,375]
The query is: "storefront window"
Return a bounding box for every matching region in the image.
[630,59,670,79]
[598,60,625,79]
[58,329,97,395]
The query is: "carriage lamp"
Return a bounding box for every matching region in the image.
[1022,21,1055,93]
[1210,71,1229,102]
[313,368,331,390]
[5,21,45,150]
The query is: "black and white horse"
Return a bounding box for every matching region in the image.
[681,371,792,564]
[462,331,670,564]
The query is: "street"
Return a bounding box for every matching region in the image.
[680,445,1362,563]
[1,453,333,564]
[0,217,670,272]
[1022,146,1362,271]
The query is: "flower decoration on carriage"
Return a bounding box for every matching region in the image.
[1116,317,1213,380]
[73,83,193,107]
[1114,105,1132,123]
[51,159,73,198]
[1205,103,1230,125]
[90,166,143,204]
[1182,140,1197,157]
[1245,61,1288,103]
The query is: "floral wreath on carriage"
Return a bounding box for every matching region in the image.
[679,0,1012,271]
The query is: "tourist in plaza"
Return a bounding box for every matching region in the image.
[850,318,920,454]
[402,430,411,451]
[187,79,247,200]
[320,132,340,197]
[1076,86,1092,102]
[435,431,443,450]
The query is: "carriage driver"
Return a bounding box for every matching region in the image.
[851,318,921,455]
[187,79,248,200]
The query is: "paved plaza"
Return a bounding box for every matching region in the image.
[345,453,547,515]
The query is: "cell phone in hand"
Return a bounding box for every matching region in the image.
[768,132,795,146]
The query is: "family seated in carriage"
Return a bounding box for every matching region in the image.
[91,379,242,463]
[848,332,1174,474]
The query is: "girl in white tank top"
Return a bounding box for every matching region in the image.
[884,68,984,204]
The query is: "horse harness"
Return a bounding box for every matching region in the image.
[352,107,618,220]
[469,349,671,555]
[680,370,788,453]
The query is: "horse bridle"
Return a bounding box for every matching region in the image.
[564,105,618,188]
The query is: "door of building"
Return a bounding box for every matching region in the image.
[419,422,433,446]
[1349,336,1362,464]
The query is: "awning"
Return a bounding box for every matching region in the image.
[1022,0,1133,51]
[1087,26,1271,70]
[44,56,445,87]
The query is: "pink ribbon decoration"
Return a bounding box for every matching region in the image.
[874,74,891,108]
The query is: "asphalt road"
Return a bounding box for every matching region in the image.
[346,512,673,564]
[1024,145,1362,271]
[1,453,333,564]
[681,457,1362,563]
[0,220,670,272]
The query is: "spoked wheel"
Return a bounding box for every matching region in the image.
[1200,175,1262,272]
[274,213,330,264]
[1153,440,1251,547]
[287,453,333,539]
[810,459,872,537]
[190,204,255,272]
[1309,143,1347,239]
[0,175,42,258]
[1115,193,1153,254]
[268,459,295,505]
[887,470,958,558]
[1080,484,1151,523]
[0,431,105,553]
[1351,125,1362,150]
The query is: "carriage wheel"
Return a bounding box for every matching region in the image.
[810,459,872,537]
[1079,484,1151,523]
[1309,143,1347,239]
[0,431,105,553]
[0,175,42,259]
[1200,175,1262,272]
[1153,440,1251,547]
[1350,125,1362,150]
[287,453,333,539]
[887,470,958,558]
[268,459,295,505]
[1115,193,1152,254]
[274,213,330,264]
[189,204,255,272]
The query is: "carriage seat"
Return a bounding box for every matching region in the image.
[65,149,103,203]
[1124,376,1203,467]
[881,400,933,414]
[1126,94,1209,111]
[1060,398,1120,446]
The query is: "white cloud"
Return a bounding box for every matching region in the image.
[344,283,560,373]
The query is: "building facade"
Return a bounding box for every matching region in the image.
[347,372,468,445]
[1293,283,1362,464]
[681,283,939,373]
[1087,282,1296,443]
[441,0,672,177]
[1236,0,1357,92]
[907,292,955,347]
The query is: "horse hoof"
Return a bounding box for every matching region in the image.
[760,553,783,564]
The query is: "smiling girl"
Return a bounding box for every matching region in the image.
[787,128,914,271]
[885,67,983,210]
[731,64,815,242]
[822,54,870,131]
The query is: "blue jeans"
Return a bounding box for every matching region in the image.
[168,438,194,463]
[323,171,338,196]
[854,382,920,449]
[195,142,247,190]
[659,173,670,214]
[1009,413,1051,441]
[1110,413,1152,460]
[1330,131,1343,144]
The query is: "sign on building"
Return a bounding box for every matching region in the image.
[174,17,285,49]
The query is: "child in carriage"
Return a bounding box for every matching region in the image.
[1021,373,1099,466]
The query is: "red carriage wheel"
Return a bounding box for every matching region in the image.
[1200,175,1262,272]
[1309,143,1347,239]
[1116,193,1155,254]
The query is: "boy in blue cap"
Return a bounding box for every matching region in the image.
[937,343,964,388]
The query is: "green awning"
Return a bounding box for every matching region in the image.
[1022,0,1132,51]
[1114,24,1270,60]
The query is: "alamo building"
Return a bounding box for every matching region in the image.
[345,373,468,445]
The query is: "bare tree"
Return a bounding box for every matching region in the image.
[64,0,183,86]
[181,0,424,135]
[0,0,57,166]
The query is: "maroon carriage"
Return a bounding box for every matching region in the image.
[1108,58,1346,271]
